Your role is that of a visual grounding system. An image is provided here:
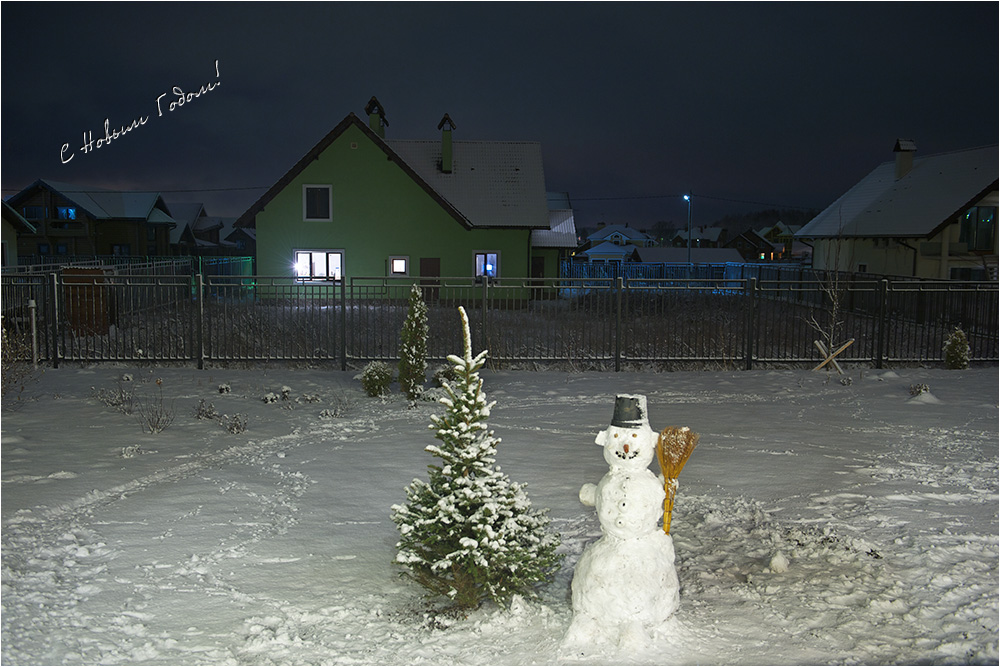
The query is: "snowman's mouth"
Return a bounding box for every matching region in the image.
[615,448,640,460]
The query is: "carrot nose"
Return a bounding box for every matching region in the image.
[623,443,630,454]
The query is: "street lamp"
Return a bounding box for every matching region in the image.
[683,193,692,275]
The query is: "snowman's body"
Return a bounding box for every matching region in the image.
[563,401,680,649]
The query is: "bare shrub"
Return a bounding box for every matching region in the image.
[136,378,175,434]
[2,326,38,407]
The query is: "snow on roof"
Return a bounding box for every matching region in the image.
[388,140,550,229]
[797,144,998,239]
[588,224,653,242]
[580,240,639,258]
[532,209,577,248]
[673,226,723,242]
[35,179,172,222]
[165,203,206,228]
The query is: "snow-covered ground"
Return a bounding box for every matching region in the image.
[2,364,997,665]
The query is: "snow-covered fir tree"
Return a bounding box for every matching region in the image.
[398,284,429,401]
[943,326,970,369]
[391,307,561,609]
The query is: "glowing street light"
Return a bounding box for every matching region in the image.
[683,193,693,275]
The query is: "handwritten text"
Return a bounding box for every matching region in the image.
[60,60,221,164]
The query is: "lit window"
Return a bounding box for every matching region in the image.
[57,206,77,220]
[475,252,499,279]
[303,185,332,221]
[294,250,343,281]
[389,256,409,275]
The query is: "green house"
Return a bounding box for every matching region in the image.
[235,99,575,287]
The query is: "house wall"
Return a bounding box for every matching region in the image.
[254,123,531,281]
[810,221,993,279]
[14,190,97,257]
[1,218,17,267]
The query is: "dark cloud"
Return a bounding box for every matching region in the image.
[3,2,996,227]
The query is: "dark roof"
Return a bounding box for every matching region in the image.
[235,113,471,229]
[797,144,998,239]
[7,179,176,226]
[2,200,36,233]
[235,112,552,231]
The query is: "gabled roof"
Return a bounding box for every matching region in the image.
[165,203,207,228]
[236,113,471,229]
[588,224,652,242]
[236,113,552,231]
[673,226,724,243]
[725,229,778,254]
[759,222,801,238]
[532,209,577,248]
[580,240,639,259]
[2,200,36,233]
[8,179,176,226]
[389,140,549,229]
[797,144,999,239]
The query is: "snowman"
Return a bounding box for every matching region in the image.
[562,394,680,650]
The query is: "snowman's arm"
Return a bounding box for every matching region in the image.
[579,483,597,507]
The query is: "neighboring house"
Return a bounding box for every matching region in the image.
[796,140,998,279]
[759,221,801,253]
[6,179,176,259]
[578,240,640,263]
[168,202,237,255]
[725,229,781,262]
[225,226,256,256]
[234,99,569,283]
[586,223,655,248]
[531,207,577,278]
[671,226,726,248]
[1,200,36,268]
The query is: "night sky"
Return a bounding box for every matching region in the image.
[2,2,997,230]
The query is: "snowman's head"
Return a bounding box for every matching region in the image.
[595,394,657,470]
[595,424,657,470]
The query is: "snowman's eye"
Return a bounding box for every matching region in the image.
[631,433,637,438]
[613,433,618,438]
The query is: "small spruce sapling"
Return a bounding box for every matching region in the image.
[943,326,970,370]
[359,361,394,397]
[391,306,561,610]
[399,284,429,401]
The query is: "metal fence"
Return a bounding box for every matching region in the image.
[2,271,997,370]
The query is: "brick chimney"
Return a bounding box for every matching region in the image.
[438,113,456,173]
[893,138,916,180]
[365,96,388,139]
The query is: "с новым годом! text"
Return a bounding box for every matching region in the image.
[59,60,221,164]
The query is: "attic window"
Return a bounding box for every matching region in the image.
[303,185,332,222]
[960,206,996,252]
[56,206,77,220]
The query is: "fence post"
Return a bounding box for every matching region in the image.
[481,278,489,354]
[339,278,347,371]
[875,279,888,369]
[28,299,38,369]
[615,277,623,372]
[50,271,61,369]
[195,273,205,369]
[744,277,757,370]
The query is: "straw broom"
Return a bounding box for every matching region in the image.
[655,426,699,535]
